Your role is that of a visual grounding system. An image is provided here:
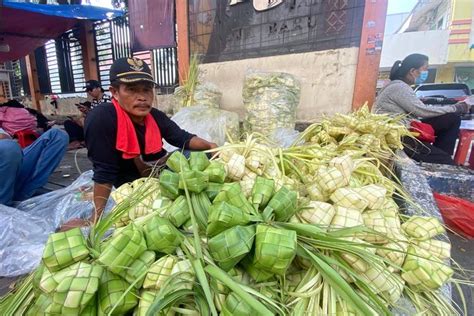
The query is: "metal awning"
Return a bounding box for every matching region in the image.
[0,1,124,62]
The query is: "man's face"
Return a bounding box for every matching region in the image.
[110,82,155,118]
[87,87,101,99]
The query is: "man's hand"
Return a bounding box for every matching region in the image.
[0,133,11,140]
[189,136,218,150]
[58,218,90,232]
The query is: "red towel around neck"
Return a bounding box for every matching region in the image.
[112,98,162,159]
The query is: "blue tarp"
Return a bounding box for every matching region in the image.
[0,2,125,62]
[3,1,124,20]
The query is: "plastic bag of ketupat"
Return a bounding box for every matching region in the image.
[0,171,114,277]
[242,71,301,136]
[163,106,240,152]
[174,82,222,112]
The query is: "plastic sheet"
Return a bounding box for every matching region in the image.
[270,128,301,148]
[0,171,113,277]
[163,106,240,151]
[434,192,474,239]
[243,71,301,136]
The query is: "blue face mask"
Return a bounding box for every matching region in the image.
[416,70,429,84]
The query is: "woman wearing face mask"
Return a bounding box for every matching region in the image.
[374,53,470,165]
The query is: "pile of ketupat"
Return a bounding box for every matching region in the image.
[0,106,471,316]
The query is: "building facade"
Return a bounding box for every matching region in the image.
[379,0,474,89]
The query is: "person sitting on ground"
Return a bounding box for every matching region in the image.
[61,57,217,230]
[84,80,111,107]
[374,53,470,165]
[0,98,38,137]
[0,126,69,205]
[64,101,92,149]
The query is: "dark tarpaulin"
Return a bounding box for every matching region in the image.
[128,0,175,52]
[0,2,124,63]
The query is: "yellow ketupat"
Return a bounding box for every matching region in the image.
[329,155,354,185]
[330,206,364,230]
[362,209,393,243]
[402,216,445,240]
[297,201,336,228]
[414,239,451,260]
[359,265,397,294]
[143,255,177,290]
[306,181,329,201]
[330,187,368,211]
[226,153,246,181]
[376,235,408,272]
[315,166,346,193]
[382,274,405,304]
[340,238,376,273]
[352,184,386,210]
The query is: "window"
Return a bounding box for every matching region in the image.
[455,67,474,91]
[93,16,178,93]
[45,29,85,94]
[10,60,27,97]
[437,17,444,30]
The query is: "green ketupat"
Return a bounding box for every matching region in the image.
[206,201,250,237]
[42,227,89,272]
[178,170,209,193]
[124,251,156,289]
[98,270,138,315]
[143,216,184,254]
[263,185,297,222]
[206,182,224,201]
[189,151,210,171]
[159,169,180,199]
[166,195,190,227]
[251,176,274,210]
[252,224,297,276]
[38,262,80,295]
[166,151,190,173]
[170,259,195,290]
[401,245,453,290]
[134,290,159,316]
[241,256,274,282]
[221,292,256,316]
[213,183,254,214]
[402,216,445,240]
[97,223,147,276]
[25,293,52,316]
[46,263,103,315]
[143,255,177,290]
[203,161,227,183]
[208,225,255,271]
